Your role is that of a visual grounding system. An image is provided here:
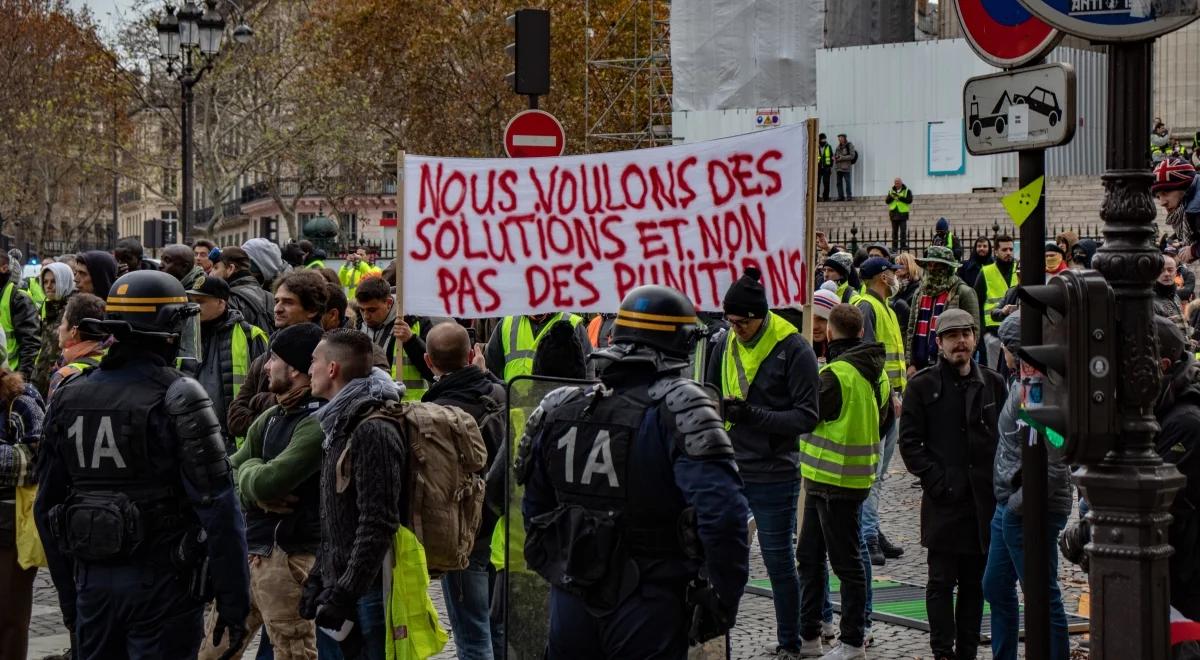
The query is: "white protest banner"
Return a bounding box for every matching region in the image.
[402,123,811,317]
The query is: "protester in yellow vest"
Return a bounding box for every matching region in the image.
[822,251,863,304]
[338,249,372,298]
[851,257,908,566]
[885,178,914,252]
[974,234,1018,370]
[483,312,593,381]
[797,302,888,657]
[708,267,820,655]
[817,132,835,202]
[0,252,41,379]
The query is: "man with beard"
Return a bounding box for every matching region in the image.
[199,323,326,660]
[905,246,980,376]
[975,235,1018,370]
[1154,158,1200,265]
[1155,255,1193,349]
[900,308,1005,660]
[957,238,993,295]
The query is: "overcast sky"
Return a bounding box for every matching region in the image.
[68,0,140,41]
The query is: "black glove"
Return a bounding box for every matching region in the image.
[315,586,358,633]
[298,577,325,620]
[686,576,733,645]
[213,611,248,660]
[722,398,750,424]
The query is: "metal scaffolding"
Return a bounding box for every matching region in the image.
[584,0,673,151]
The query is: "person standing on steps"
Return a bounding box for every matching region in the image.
[818,133,835,202]
[834,134,858,201]
[885,178,913,252]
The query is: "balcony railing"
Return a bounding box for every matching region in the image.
[240,177,398,205]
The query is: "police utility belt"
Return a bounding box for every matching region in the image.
[47,488,189,563]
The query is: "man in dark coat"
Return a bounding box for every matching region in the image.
[900,308,1005,660]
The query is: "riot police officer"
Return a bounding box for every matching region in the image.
[518,285,751,659]
[34,270,250,659]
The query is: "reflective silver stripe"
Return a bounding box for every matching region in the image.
[985,297,1005,304]
[886,368,903,379]
[231,374,246,385]
[804,433,879,457]
[885,352,903,361]
[730,342,750,395]
[507,350,535,360]
[505,318,521,363]
[799,452,877,477]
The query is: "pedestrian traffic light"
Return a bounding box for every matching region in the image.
[1015,269,1119,464]
[505,9,550,96]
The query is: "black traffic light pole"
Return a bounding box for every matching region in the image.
[1080,40,1183,659]
[1018,148,1050,660]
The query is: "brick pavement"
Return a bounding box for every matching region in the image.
[27,463,1091,659]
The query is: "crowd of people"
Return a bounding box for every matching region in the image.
[0,154,1197,660]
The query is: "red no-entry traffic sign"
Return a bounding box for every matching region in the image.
[956,0,1061,69]
[504,109,565,158]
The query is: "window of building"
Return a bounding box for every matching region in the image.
[339,213,358,245]
[260,217,278,242]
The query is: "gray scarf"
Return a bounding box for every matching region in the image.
[315,367,401,449]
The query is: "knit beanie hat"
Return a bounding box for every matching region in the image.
[723,267,769,318]
[812,289,840,320]
[1152,157,1197,194]
[269,322,325,374]
[822,252,854,281]
[998,313,1021,351]
[936,217,950,232]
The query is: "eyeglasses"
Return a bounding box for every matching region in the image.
[726,317,756,329]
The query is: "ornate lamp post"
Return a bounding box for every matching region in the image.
[155,1,252,244]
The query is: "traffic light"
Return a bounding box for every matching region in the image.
[1015,269,1118,464]
[505,9,550,96]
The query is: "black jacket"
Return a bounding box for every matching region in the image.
[225,271,275,333]
[899,358,1005,554]
[198,309,267,447]
[3,278,41,379]
[707,320,820,483]
[1155,356,1200,617]
[957,254,993,297]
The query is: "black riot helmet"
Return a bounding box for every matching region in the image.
[92,270,199,341]
[607,285,699,360]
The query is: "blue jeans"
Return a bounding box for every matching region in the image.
[317,629,344,659]
[442,541,495,660]
[982,503,1070,660]
[744,478,802,651]
[354,590,386,660]
[861,420,898,542]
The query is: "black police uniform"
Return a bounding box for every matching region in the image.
[518,286,751,659]
[34,270,250,659]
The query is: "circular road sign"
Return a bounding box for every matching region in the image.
[1016,0,1198,42]
[504,109,566,158]
[956,0,1062,68]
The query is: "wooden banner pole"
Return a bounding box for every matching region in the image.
[394,149,407,382]
[804,118,819,343]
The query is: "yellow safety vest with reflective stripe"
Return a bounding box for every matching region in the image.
[26,277,45,309]
[799,360,886,489]
[307,260,326,270]
[980,262,1018,328]
[852,291,906,392]
[499,313,584,382]
[385,525,448,660]
[339,261,370,298]
[819,144,833,167]
[230,321,268,400]
[392,321,426,401]
[887,187,911,214]
[692,318,710,383]
[721,313,798,428]
[0,283,26,371]
[491,407,528,571]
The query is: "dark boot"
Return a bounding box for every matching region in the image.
[879,531,904,559]
[867,538,885,566]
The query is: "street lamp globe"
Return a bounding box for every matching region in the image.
[156,6,180,60]
[232,22,254,45]
[197,1,226,56]
[177,0,201,48]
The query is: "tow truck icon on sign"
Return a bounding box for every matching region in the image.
[969,86,1062,137]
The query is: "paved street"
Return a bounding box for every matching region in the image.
[27,463,1092,659]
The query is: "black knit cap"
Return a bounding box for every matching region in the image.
[269,322,325,374]
[723,267,769,319]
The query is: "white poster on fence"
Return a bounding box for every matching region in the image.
[402,124,811,318]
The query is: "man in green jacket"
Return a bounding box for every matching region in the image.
[200,323,327,660]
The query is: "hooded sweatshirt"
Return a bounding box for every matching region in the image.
[78,251,118,299]
[242,238,290,286]
[808,338,888,498]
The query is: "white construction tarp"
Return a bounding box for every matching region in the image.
[671,0,824,111]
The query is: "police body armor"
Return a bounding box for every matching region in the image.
[47,365,193,562]
[244,399,323,556]
[521,378,708,614]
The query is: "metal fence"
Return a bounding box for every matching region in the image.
[823,221,1106,258]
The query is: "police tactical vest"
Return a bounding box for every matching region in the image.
[524,382,691,609]
[799,360,887,490]
[980,262,1018,328]
[49,365,191,559]
[851,291,906,392]
[244,399,323,554]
